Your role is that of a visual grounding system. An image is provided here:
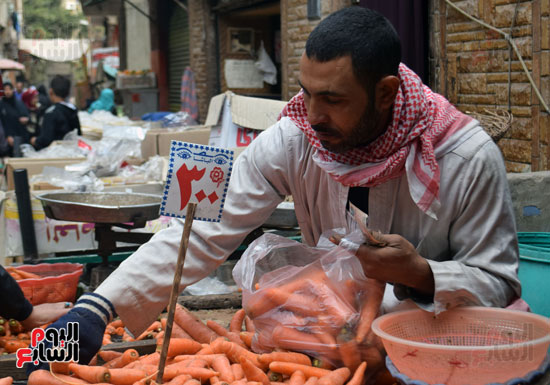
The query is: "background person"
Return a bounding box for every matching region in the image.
[88,88,116,115]
[0,81,30,156]
[30,75,81,150]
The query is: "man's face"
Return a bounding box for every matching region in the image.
[3,85,13,98]
[15,82,23,93]
[299,53,383,154]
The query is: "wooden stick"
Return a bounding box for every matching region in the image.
[157,202,197,383]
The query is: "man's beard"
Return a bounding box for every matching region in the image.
[312,102,382,154]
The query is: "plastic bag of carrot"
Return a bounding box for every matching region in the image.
[233,231,385,373]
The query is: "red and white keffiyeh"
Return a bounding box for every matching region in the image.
[280,63,475,218]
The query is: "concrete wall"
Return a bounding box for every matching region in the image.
[125,0,151,71]
[430,0,550,173]
[507,171,550,232]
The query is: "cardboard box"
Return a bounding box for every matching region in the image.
[3,157,87,191]
[141,126,212,159]
[204,92,287,148]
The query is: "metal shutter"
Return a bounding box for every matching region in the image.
[168,4,190,111]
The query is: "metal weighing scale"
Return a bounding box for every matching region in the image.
[37,192,162,289]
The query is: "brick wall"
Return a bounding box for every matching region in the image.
[281,0,349,100]
[188,0,217,123]
[430,0,550,172]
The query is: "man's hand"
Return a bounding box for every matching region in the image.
[330,233,435,295]
[19,117,29,125]
[6,136,14,146]
[30,136,36,146]
[20,302,72,330]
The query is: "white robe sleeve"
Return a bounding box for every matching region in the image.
[96,123,291,335]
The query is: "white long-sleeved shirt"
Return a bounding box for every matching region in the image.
[97,117,521,336]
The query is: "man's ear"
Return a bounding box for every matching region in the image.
[375,75,400,111]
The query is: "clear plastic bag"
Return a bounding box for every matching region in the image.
[233,230,385,371]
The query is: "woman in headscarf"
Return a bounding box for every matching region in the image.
[88,88,116,115]
[0,81,30,156]
[21,86,40,135]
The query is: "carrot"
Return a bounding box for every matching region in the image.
[207,320,229,336]
[244,316,255,333]
[317,368,351,385]
[109,319,124,328]
[239,331,253,348]
[304,377,318,385]
[230,380,247,385]
[102,334,112,345]
[239,357,270,385]
[173,354,224,365]
[211,353,235,383]
[162,363,219,382]
[271,325,338,362]
[162,317,193,339]
[167,337,203,356]
[174,304,218,343]
[243,290,277,319]
[10,268,41,280]
[288,370,306,385]
[355,279,385,343]
[8,272,22,280]
[109,368,147,385]
[104,348,139,368]
[50,361,71,374]
[28,371,91,385]
[182,380,201,385]
[139,351,160,365]
[68,362,111,383]
[210,337,266,370]
[344,362,366,385]
[0,377,12,385]
[122,330,134,342]
[208,320,248,347]
[258,352,312,367]
[268,362,331,379]
[197,344,215,355]
[231,363,245,380]
[336,336,361,373]
[229,309,246,333]
[98,350,122,362]
[165,374,192,385]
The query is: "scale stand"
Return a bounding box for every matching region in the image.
[90,219,155,290]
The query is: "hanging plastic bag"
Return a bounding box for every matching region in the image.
[233,229,385,371]
[254,41,277,85]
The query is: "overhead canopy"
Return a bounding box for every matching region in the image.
[19,39,90,62]
[0,58,25,70]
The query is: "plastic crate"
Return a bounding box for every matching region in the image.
[15,263,83,305]
[518,232,550,318]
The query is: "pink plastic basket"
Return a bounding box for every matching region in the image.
[371,307,550,385]
[15,263,83,305]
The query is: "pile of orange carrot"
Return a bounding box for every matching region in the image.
[25,304,387,385]
[5,266,41,281]
[243,267,386,372]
